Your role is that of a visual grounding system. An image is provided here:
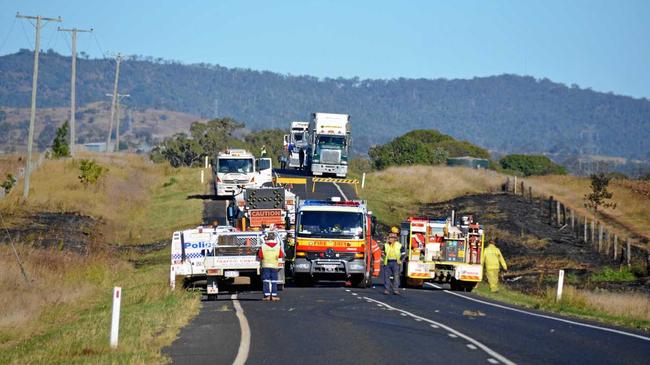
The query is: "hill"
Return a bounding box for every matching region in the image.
[1,50,649,161]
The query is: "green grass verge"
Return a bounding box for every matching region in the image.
[473,283,650,332]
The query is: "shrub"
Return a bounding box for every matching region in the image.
[1,174,17,193]
[78,159,107,186]
[590,267,636,282]
[499,154,566,176]
[51,121,70,159]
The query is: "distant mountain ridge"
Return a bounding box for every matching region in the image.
[0,49,648,160]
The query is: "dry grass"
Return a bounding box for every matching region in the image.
[525,175,650,242]
[0,155,24,178]
[581,290,650,322]
[0,246,121,332]
[360,165,505,226]
[1,152,203,244]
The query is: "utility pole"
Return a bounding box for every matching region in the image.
[106,53,122,152]
[58,26,93,157]
[16,13,62,199]
[106,93,129,152]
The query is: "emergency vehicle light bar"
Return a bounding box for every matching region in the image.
[302,200,362,207]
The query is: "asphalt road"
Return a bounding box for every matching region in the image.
[165,167,650,364]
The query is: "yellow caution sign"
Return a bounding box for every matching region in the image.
[312,177,360,195]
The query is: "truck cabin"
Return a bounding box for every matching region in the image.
[217,157,254,174]
[297,210,365,240]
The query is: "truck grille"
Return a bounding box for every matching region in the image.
[320,149,341,164]
[223,179,249,184]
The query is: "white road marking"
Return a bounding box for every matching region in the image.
[448,333,458,338]
[488,358,499,364]
[430,324,439,329]
[333,182,349,200]
[231,294,251,365]
[467,344,478,350]
[363,296,516,365]
[345,289,350,292]
[425,283,650,342]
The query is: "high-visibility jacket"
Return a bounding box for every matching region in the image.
[483,244,507,271]
[371,239,381,277]
[383,242,403,265]
[260,242,282,269]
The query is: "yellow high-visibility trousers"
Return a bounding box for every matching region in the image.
[486,269,500,292]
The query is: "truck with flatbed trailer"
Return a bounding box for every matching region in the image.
[283,121,310,169]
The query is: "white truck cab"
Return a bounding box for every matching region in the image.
[214,149,273,197]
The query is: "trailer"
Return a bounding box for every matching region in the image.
[204,231,286,299]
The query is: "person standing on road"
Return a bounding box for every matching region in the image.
[258,231,284,301]
[483,239,508,292]
[298,148,305,171]
[382,227,405,295]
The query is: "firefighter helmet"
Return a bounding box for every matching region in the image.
[390,226,399,234]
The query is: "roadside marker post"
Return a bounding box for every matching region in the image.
[204,156,208,169]
[556,270,564,302]
[361,173,366,189]
[110,286,122,348]
[201,170,204,184]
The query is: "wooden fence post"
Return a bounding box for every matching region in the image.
[514,176,517,194]
[556,201,561,226]
[583,216,588,243]
[570,210,575,232]
[549,196,554,221]
[520,181,525,196]
[626,239,631,269]
[613,235,618,260]
[605,230,611,256]
[598,224,603,252]
[529,186,533,202]
[591,219,596,246]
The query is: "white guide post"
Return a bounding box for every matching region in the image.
[110,286,122,348]
[556,270,565,302]
[201,169,205,184]
[361,172,366,189]
[205,155,209,169]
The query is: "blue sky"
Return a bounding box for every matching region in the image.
[1,0,648,98]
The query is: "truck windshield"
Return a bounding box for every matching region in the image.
[293,132,304,142]
[317,135,346,147]
[218,158,254,173]
[298,211,364,239]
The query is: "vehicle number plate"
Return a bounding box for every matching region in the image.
[225,271,239,278]
[322,264,338,271]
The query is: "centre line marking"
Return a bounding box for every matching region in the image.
[363,296,516,365]
[333,182,348,200]
[231,294,251,365]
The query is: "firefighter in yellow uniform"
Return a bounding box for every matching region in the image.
[483,240,508,292]
[382,227,405,295]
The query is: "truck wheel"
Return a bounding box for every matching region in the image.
[351,274,366,288]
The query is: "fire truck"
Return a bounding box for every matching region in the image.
[292,198,378,287]
[401,215,485,292]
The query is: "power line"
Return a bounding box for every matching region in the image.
[91,32,107,58]
[0,17,17,54]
